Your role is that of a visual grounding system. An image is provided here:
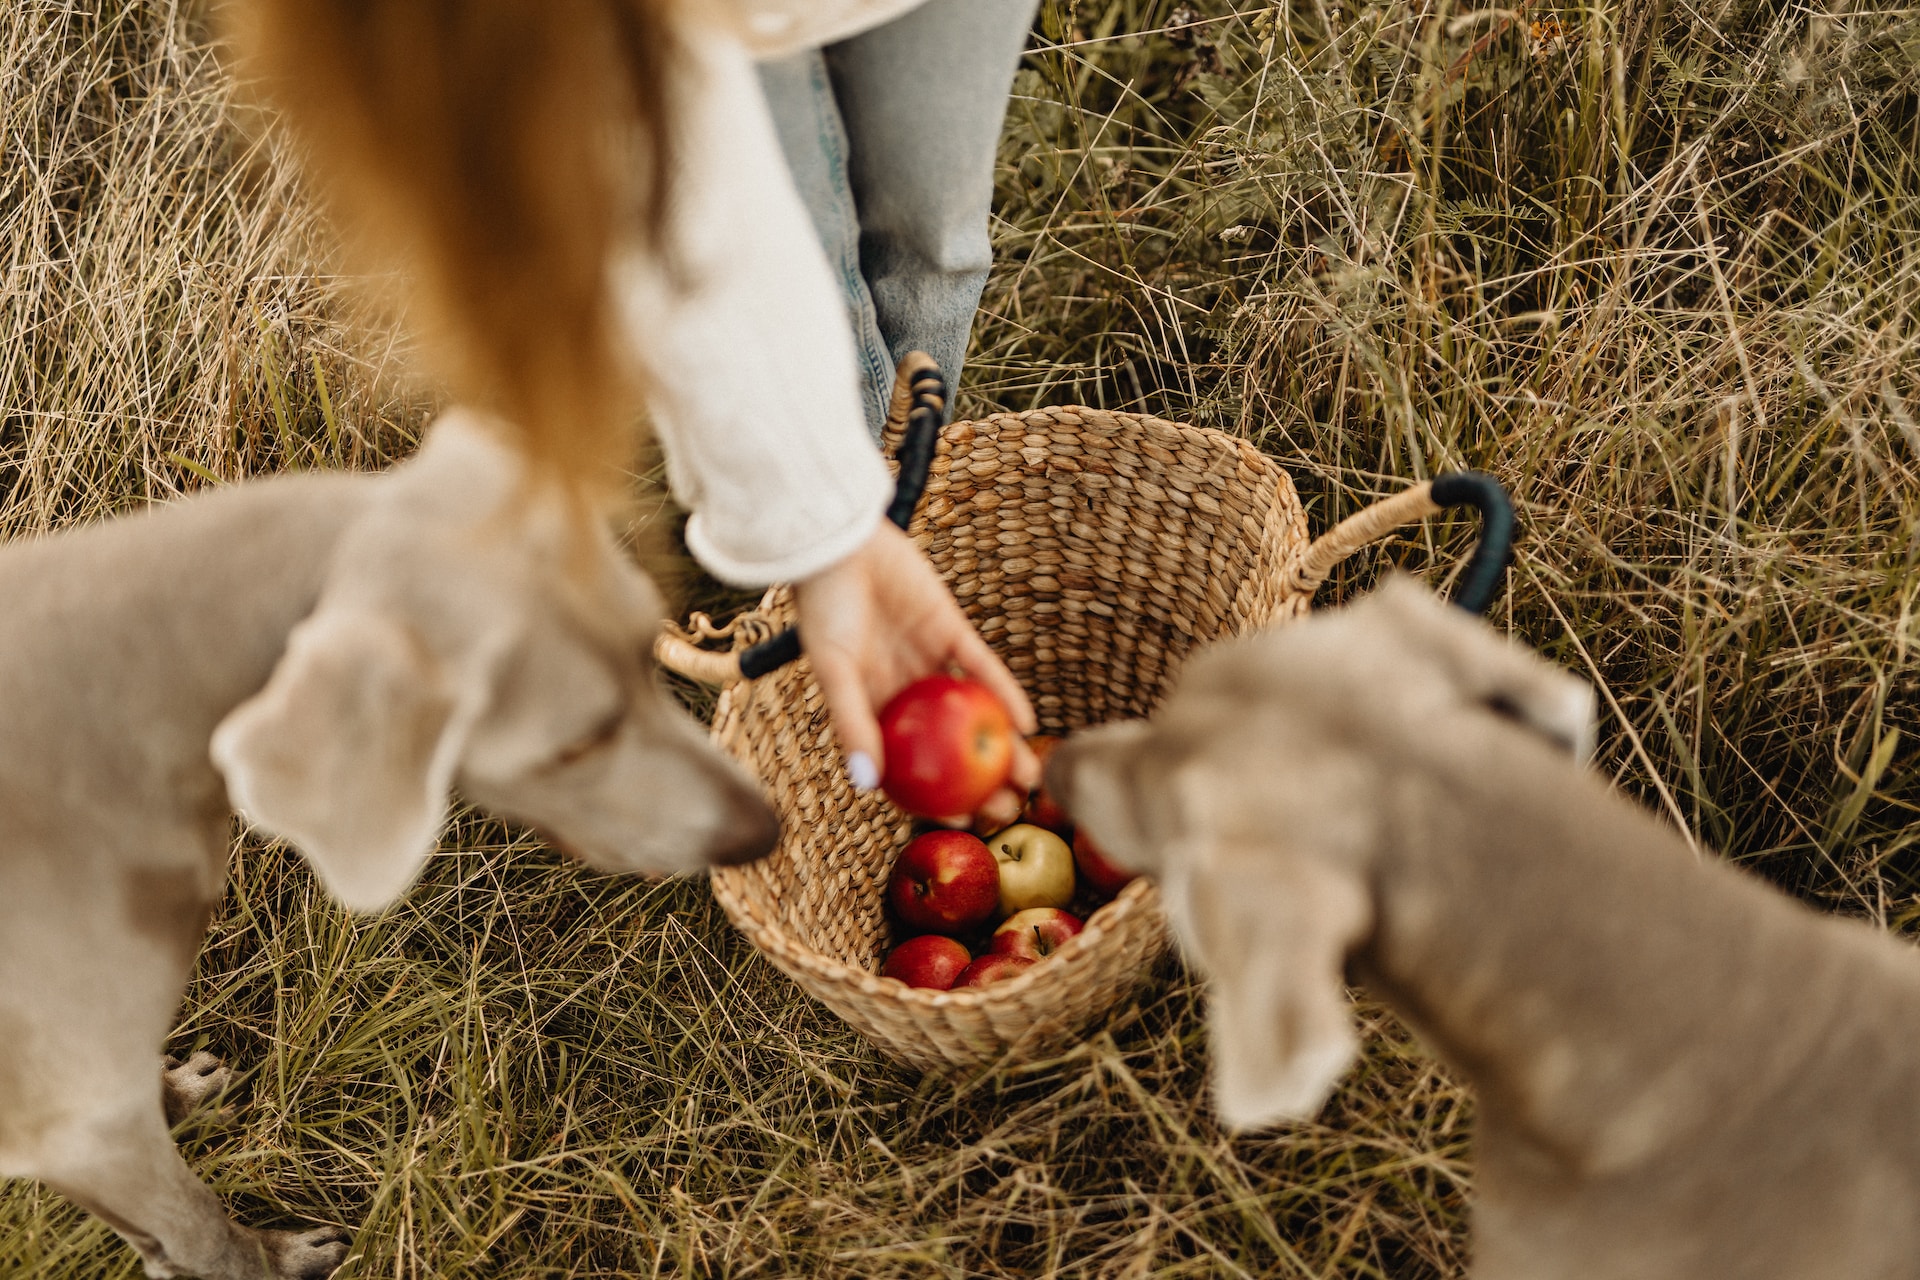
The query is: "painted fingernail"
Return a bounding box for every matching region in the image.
[847,751,879,792]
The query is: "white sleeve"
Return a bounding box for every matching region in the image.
[725,0,931,57]
[616,17,890,588]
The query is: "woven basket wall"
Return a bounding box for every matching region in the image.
[703,405,1312,1071]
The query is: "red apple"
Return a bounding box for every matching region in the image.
[952,953,1036,989]
[887,830,999,934]
[879,674,1015,819]
[881,935,972,989]
[990,907,1083,960]
[987,823,1076,915]
[1073,827,1138,897]
[1021,734,1071,832]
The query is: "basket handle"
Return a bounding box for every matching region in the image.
[1285,471,1514,616]
[655,354,948,685]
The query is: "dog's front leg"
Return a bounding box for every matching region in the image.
[38,1101,350,1280]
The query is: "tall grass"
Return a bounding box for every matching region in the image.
[4,0,1919,1274]
[0,0,422,528]
[974,0,1920,909]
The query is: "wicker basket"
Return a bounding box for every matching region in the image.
[657,362,1465,1071]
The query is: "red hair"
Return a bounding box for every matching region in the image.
[226,0,679,491]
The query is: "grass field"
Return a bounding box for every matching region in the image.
[6,0,1920,1275]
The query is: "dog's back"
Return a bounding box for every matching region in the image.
[0,472,370,845]
[1380,709,1920,1279]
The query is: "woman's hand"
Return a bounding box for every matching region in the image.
[795,521,1038,826]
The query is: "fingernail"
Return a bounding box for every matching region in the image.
[847,751,879,792]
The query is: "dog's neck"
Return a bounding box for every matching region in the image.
[1353,737,1890,1180]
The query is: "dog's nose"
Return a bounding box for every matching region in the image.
[708,795,781,867]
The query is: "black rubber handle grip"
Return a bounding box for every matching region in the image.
[734,367,949,678]
[1429,471,1514,616]
[886,365,946,530]
[737,628,802,679]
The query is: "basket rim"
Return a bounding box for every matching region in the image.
[709,859,1163,1008]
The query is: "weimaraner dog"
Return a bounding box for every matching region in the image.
[1050,576,1920,1280]
[0,412,777,1279]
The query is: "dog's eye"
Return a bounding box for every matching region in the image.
[546,708,624,770]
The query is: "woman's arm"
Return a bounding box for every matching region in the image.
[623,13,1035,807]
[617,13,891,587]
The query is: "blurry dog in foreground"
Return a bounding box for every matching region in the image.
[0,413,777,1280]
[1051,577,1920,1280]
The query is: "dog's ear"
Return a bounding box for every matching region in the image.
[211,607,496,912]
[1045,720,1161,873]
[1371,577,1596,762]
[1166,838,1373,1130]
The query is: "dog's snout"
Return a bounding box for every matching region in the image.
[708,789,780,867]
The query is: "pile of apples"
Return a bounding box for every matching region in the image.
[872,674,1137,991]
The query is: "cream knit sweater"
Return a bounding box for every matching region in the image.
[619,1,927,587]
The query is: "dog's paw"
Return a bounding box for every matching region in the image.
[257,1224,352,1280]
[161,1051,235,1127]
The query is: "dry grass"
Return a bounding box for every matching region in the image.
[4,0,1919,1275]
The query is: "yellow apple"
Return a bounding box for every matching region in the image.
[987,823,1076,915]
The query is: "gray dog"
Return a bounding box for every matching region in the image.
[0,412,777,1279]
[1051,577,1920,1280]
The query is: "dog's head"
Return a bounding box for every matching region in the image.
[211,411,778,913]
[1047,576,1593,1129]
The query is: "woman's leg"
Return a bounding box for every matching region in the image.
[757,51,896,438]
[825,0,1040,402]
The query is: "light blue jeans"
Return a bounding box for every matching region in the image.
[759,0,1039,438]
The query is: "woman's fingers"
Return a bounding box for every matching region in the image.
[808,642,884,791]
[975,782,1026,831]
[1005,735,1040,794]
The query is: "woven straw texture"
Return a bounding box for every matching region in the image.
[704,404,1312,1071]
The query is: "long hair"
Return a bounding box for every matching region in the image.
[225,0,677,490]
